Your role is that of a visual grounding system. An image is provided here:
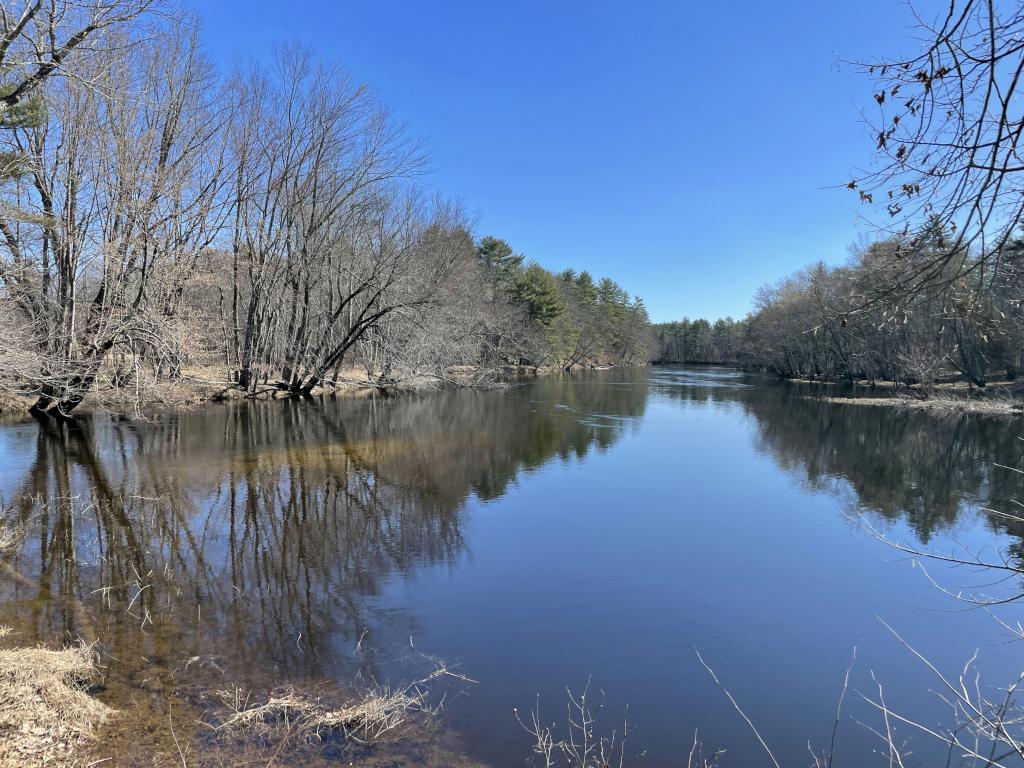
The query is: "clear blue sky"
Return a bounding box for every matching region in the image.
[195,1,928,322]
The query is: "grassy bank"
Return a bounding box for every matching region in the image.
[0,622,484,767]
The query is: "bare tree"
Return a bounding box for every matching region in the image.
[0,12,228,414]
[851,1,1024,302]
[0,1,156,120]
[226,47,464,395]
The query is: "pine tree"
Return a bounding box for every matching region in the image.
[574,271,598,305]
[512,263,565,326]
[477,236,524,285]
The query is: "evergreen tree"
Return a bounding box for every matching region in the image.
[477,236,524,285]
[512,263,565,325]
[574,271,598,305]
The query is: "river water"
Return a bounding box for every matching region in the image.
[0,366,1022,766]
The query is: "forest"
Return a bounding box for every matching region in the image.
[655,226,1024,387]
[654,0,1024,391]
[0,5,651,416]
[4,0,1024,416]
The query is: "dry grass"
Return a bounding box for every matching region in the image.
[215,682,436,746]
[816,392,1022,415]
[516,681,725,768]
[0,392,32,419]
[213,648,472,753]
[0,520,25,558]
[0,638,112,766]
[0,530,18,557]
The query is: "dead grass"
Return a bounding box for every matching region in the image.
[816,392,1022,415]
[0,527,19,557]
[0,638,112,766]
[215,682,434,745]
[0,517,27,558]
[0,392,32,420]
[212,655,473,755]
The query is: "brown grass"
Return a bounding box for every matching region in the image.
[215,683,434,745]
[0,637,112,767]
[0,392,32,420]
[0,525,20,557]
[816,392,1022,415]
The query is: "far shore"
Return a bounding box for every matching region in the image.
[773,373,1024,416]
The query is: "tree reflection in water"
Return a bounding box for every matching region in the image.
[0,367,1021,764]
[0,375,648,762]
[648,367,1024,545]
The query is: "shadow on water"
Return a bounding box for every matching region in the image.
[0,366,1021,764]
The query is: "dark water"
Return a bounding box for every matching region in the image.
[1,366,1023,766]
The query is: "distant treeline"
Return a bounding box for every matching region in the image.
[469,236,652,373]
[652,317,745,366]
[655,222,1024,386]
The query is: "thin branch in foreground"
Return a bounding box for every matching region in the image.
[694,647,782,768]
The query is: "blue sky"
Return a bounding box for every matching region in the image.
[196,1,928,322]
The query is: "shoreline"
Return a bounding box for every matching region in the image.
[768,374,1023,416]
[7,365,1022,421]
[651,364,1024,416]
[0,363,646,421]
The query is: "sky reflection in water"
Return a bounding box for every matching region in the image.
[0,367,1022,766]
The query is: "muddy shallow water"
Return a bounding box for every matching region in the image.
[0,366,1023,766]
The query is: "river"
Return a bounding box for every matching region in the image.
[0,366,1021,766]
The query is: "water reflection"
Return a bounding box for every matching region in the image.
[0,367,1021,765]
[0,376,649,685]
[648,367,1024,543]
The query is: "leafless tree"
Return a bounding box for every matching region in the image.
[226,46,431,393]
[851,1,1024,303]
[0,1,157,119]
[0,7,653,411]
[0,12,227,415]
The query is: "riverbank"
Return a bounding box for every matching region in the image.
[0,631,484,768]
[785,375,1020,390]
[779,375,1024,415]
[0,393,33,420]
[651,365,1024,416]
[0,362,631,421]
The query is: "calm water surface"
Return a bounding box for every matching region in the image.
[1,366,1023,766]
